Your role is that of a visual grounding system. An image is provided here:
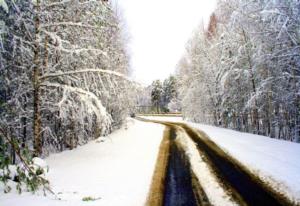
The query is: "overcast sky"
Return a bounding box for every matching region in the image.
[116,0,217,85]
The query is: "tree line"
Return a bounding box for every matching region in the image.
[177,0,300,142]
[136,76,180,114]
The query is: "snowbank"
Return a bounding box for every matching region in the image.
[188,122,300,203]
[0,119,164,206]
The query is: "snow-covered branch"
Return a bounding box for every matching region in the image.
[39,69,131,81]
[40,22,96,29]
[40,82,112,130]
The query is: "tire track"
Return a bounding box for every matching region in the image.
[145,125,209,206]
[145,127,171,206]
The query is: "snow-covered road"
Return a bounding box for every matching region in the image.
[140,117,294,206]
[141,116,300,205]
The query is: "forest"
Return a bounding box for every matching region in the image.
[0,0,134,192]
[176,0,300,142]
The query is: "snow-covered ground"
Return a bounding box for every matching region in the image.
[2,115,300,205]
[141,116,300,203]
[0,119,164,206]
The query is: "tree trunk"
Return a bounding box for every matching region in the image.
[21,101,27,148]
[33,0,42,156]
[292,65,300,142]
[242,29,259,134]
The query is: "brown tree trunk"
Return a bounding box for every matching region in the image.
[33,0,42,156]
[242,29,259,134]
[292,65,300,142]
[267,90,273,137]
[21,101,27,148]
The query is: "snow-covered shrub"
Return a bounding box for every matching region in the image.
[0,142,49,194]
[31,157,49,176]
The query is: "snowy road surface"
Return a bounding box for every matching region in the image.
[142,116,300,205]
[142,117,296,206]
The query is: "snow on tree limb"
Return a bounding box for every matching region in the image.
[40,29,109,56]
[44,0,106,8]
[0,0,8,13]
[43,0,72,7]
[39,69,132,82]
[40,22,96,29]
[41,82,112,134]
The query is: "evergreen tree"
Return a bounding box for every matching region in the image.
[151,80,163,113]
[162,75,178,111]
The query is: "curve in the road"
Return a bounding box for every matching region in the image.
[139,117,296,206]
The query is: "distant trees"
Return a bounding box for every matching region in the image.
[135,86,152,114]
[177,0,300,142]
[0,0,134,160]
[151,80,163,113]
[167,98,181,113]
[162,75,178,110]
[150,76,180,113]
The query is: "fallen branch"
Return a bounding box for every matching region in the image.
[0,127,55,195]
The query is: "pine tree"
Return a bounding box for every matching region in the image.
[151,80,163,113]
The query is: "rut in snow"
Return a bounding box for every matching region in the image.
[145,126,209,206]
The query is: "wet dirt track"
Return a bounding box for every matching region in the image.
[141,117,296,206]
[163,127,209,206]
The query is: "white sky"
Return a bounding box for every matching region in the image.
[116,0,217,85]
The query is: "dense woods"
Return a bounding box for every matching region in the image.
[177,0,300,142]
[0,0,134,182]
